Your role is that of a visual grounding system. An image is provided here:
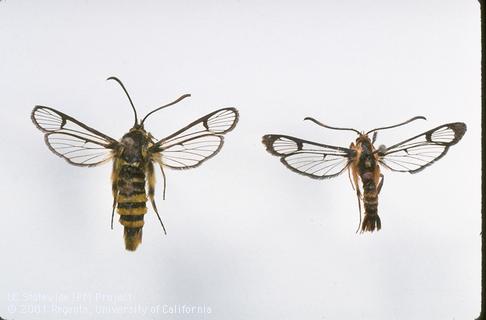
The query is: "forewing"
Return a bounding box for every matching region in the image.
[262,134,355,179]
[32,106,119,167]
[378,122,466,174]
[150,108,238,169]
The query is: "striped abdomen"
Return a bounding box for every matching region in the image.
[116,163,147,251]
[361,179,381,232]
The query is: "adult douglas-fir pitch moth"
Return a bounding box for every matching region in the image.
[32,77,239,251]
[262,116,466,232]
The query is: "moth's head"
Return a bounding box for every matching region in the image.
[130,123,145,131]
[355,132,368,142]
[355,133,373,147]
[127,126,155,145]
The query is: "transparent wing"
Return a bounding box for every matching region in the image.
[150,108,238,169]
[262,134,355,179]
[378,122,466,174]
[32,106,119,167]
[44,132,115,167]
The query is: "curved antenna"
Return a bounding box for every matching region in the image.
[304,117,361,135]
[107,76,138,126]
[366,116,426,134]
[141,94,191,125]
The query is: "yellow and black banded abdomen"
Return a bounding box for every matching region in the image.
[116,164,148,251]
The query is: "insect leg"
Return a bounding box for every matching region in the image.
[148,161,167,235]
[348,142,363,233]
[111,197,116,230]
[351,167,363,233]
[354,188,362,233]
[347,167,355,191]
[377,174,384,194]
[111,163,119,230]
[159,163,167,200]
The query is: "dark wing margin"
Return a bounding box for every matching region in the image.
[150,107,238,169]
[31,106,119,167]
[378,122,466,174]
[262,134,355,179]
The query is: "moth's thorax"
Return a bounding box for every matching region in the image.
[354,134,378,176]
[119,128,154,163]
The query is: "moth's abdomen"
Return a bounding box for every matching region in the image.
[361,180,381,232]
[116,164,148,251]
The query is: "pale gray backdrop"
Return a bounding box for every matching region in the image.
[0,1,480,319]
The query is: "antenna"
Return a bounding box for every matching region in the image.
[366,116,426,134]
[107,76,139,126]
[140,94,191,125]
[304,117,361,135]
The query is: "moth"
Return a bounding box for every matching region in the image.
[32,77,239,251]
[262,116,466,232]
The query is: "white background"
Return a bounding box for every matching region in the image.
[0,1,480,319]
